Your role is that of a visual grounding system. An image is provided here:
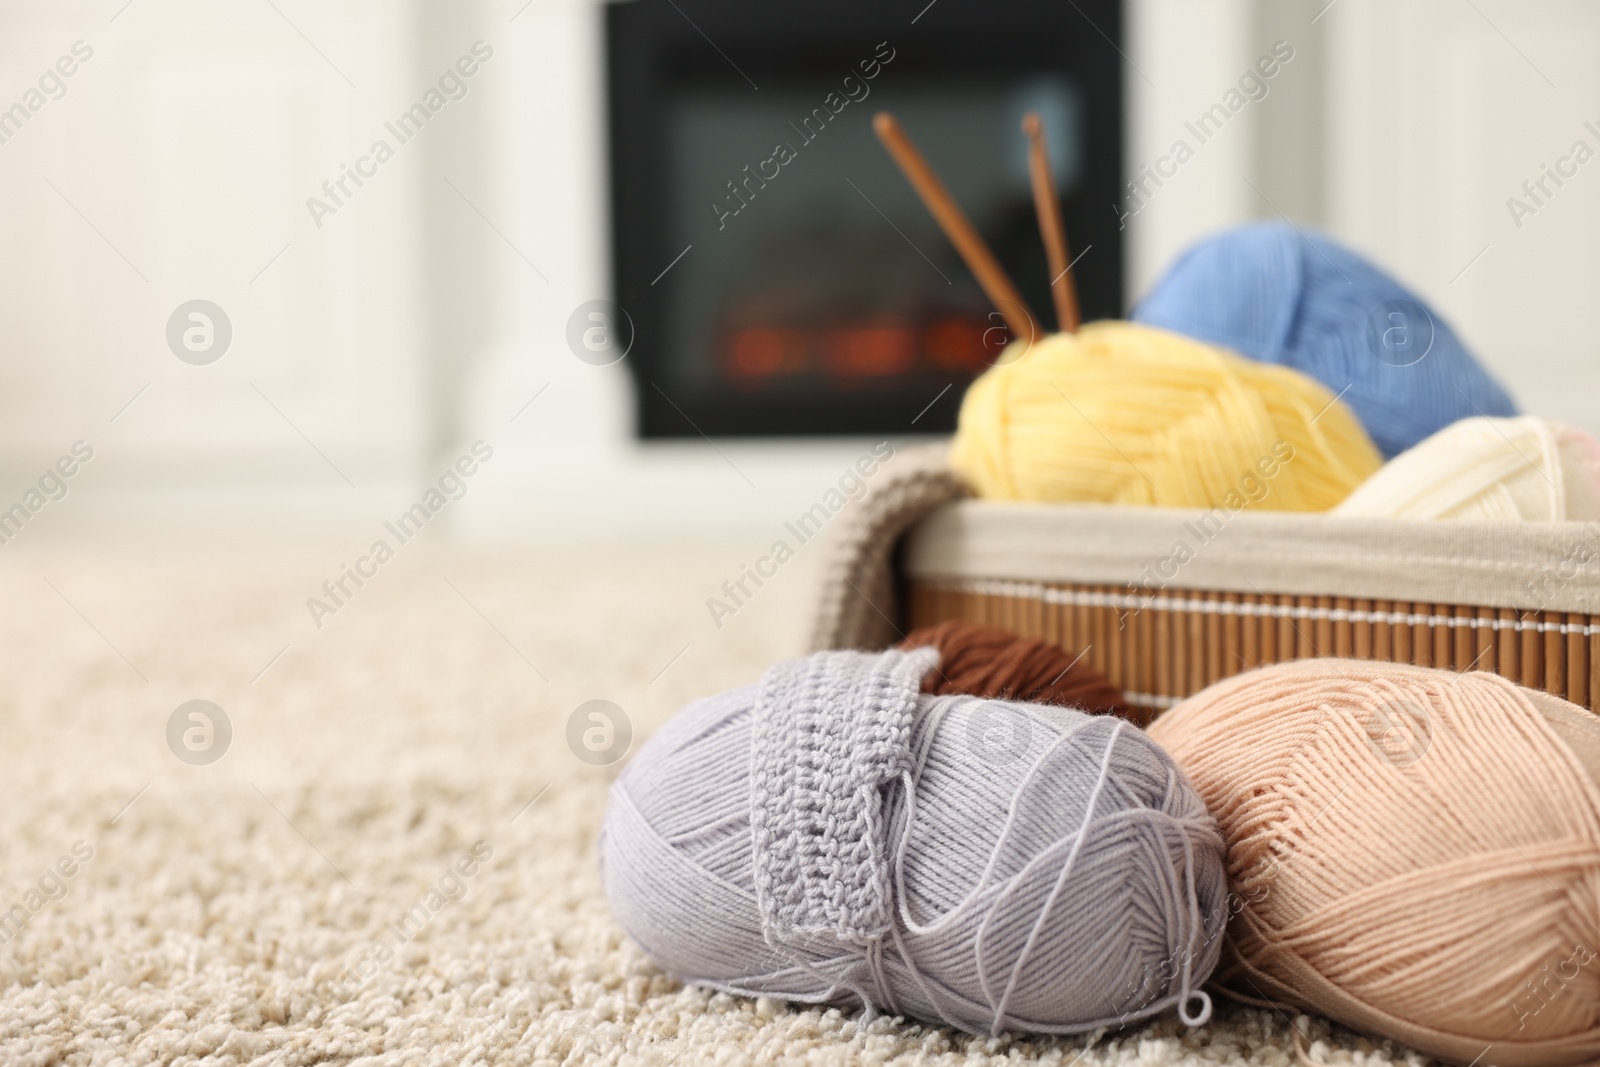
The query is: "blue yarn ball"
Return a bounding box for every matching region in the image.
[1131,221,1517,458]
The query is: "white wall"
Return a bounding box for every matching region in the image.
[0,0,909,548]
[0,1,426,479]
[1326,0,1600,435]
[1123,0,1258,300]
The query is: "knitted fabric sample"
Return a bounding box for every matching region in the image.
[749,647,938,945]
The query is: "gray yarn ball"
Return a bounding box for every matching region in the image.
[599,649,1227,1036]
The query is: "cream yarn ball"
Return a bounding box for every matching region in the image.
[1334,416,1600,521]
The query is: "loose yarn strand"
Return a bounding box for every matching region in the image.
[978,720,1125,1031]
[885,764,980,1030]
[1174,831,1213,1026]
[891,702,951,933]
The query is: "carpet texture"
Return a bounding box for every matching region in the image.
[0,545,1439,1065]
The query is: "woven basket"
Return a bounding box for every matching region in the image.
[903,503,1600,719]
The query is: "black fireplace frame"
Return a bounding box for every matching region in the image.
[606,0,1124,438]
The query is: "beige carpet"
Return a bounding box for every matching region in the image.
[0,544,1436,1065]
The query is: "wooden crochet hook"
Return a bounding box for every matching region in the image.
[1023,111,1081,333]
[873,111,1039,345]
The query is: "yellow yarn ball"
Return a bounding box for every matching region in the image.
[1333,416,1600,521]
[949,321,1383,510]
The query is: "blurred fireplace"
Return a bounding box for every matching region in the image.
[607,0,1123,438]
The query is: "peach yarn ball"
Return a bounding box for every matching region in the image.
[1149,659,1600,1066]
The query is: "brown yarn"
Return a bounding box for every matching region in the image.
[899,621,1146,726]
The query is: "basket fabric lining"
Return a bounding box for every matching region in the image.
[903,501,1600,615]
